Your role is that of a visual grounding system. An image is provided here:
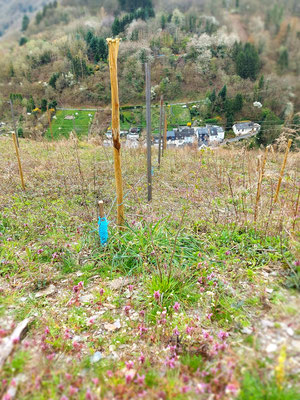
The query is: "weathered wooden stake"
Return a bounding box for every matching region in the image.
[292,185,300,231]
[107,38,124,226]
[158,95,163,168]
[47,105,54,140]
[12,132,25,191]
[10,99,19,147]
[145,62,152,202]
[98,200,105,218]
[254,147,269,223]
[274,139,292,204]
[163,107,167,155]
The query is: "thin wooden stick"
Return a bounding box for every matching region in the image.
[254,147,269,223]
[10,99,19,147]
[292,185,300,231]
[12,133,25,191]
[163,108,167,155]
[145,62,152,202]
[107,38,124,226]
[98,200,105,218]
[47,105,54,140]
[274,139,292,204]
[158,95,163,168]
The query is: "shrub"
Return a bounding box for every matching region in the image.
[19,37,28,46]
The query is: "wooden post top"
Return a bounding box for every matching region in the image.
[98,201,105,218]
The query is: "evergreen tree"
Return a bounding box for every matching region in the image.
[226,112,234,132]
[35,12,43,25]
[49,73,60,89]
[161,14,166,29]
[277,48,289,71]
[258,75,264,90]
[256,108,282,145]
[112,18,121,36]
[21,15,30,32]
[41,99,48,112]
[218,85,227,101]
[233,93,243,112]
[235,42,261,81]
[209,89,216,103]
[97,37,108,61]
[19,37,28,46]
[27,96,35,112]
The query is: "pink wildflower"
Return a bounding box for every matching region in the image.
[138,324,148,336]
[92,378,99,385]
[12,337,19,345]
[153,290,160,301]
[173,326,180,336]
[124,305,131,315]
[217,330,229,341]
[173,302,180,312]
[107,370,113,378]
[181,386,190,393]
[69,386,78,395]
[46,353,56,360]
[125,360,134,370]
[85,389,92,400]
[165,357,176,368]
[44,326,50,335]
[135,374,145,385]
[128,285,134,292]
[125,374,133,384]
[60,396,68,400]
[99,288,104,296]
[37,249,44,254]
[186,326,193,335]
[139,352,145,364]
[65,373,72,380]
[206,313,213,320]
[225,250,231,256]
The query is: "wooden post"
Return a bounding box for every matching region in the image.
[274,139,292,204]
[98,200,105,218]
[292,186,300,231]
[254,147,269,223]
[12,132,25,191]
[10,99,19,147]
[47,106,54,140]
[158,95,163,168]
[163,107,167,155]
[107,38,124,226]
[145,62,152,202]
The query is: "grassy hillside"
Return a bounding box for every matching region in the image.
[0,137,299,398]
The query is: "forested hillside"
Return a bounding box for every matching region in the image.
[0,0,299,144]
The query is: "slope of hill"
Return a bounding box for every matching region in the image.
[0,0,53,38]
[0,0,299,145]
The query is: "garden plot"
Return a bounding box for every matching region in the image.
[46,110,95,139]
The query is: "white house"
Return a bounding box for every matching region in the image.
[233,122,260,136]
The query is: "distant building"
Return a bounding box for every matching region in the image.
[196,125,224,145]
[233,122,260,136]
[174,127,196,146]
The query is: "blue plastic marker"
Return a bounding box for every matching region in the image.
[98,201,108,245]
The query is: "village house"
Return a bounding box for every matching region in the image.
[232,121,260,136]
[196,125,225,146]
